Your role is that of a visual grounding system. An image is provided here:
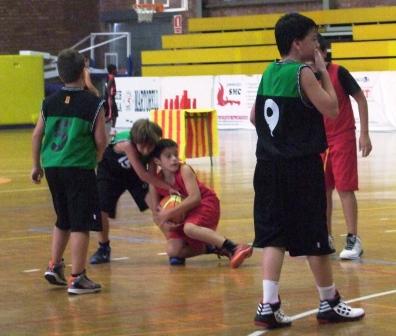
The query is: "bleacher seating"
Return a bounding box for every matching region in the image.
[188,6,396,32]
[353,23,396,41]
[161,30,275,49]
[141,6,396,76]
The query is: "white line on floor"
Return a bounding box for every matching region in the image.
[111,257,129,261]
[23,269,40,273]
[0,187,47,193]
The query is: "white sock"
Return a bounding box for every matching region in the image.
[317,284,336,301]
[263,280,279,304]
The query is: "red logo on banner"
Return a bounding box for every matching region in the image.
[164,90,197,109]
[173,15,182,34]
[217,83,241,106]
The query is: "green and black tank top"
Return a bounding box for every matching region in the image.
[101,130,150,173]
[254,61,327,160]
[41,87,104,169]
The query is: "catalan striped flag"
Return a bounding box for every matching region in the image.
[150,109,219,161]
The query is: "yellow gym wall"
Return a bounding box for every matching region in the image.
[0,55,44,126]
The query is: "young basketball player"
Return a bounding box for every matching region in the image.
[149,138,253,267]
[317,34,372,259]
[32,48,107,294]
[250,13,365,329]
[104,64,118,136]
[90,119,176,264]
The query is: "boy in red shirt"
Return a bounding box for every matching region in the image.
[150,139,253,267]
[318,35,372,259]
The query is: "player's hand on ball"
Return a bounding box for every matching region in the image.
[155,208,171,225]
[159,195,185,223]
[163,221,182,231]
[169,188,181,196]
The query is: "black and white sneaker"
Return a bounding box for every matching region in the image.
[254,301,292,329]
[317,291,365,323]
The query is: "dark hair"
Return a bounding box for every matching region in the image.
[152,139,178,158]
[318,33,329,52]
[130,119,162,146]
[57,49,85,83]
[275,13,318,56]
[107,64,117,73]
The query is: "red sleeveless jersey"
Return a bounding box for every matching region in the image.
[323,63,356,143]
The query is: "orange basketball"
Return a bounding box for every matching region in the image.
[159,194,185,223]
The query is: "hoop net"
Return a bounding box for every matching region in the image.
[133,3,164,23]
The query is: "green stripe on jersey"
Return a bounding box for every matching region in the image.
[258,61,303,98]
[110,131,130,145]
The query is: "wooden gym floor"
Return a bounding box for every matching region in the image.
[1,128,396,336]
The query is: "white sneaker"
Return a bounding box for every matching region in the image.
[339,235,363,260]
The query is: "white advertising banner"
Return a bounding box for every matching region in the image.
[351,71,396,131]
[115,72,396,131]
[213,75,260,129]
[115,77,161,128]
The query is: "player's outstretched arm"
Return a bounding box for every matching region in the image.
[353,90,372,157]
[116,141,172,191]
[31,115,44,183]
[94,107,107,162]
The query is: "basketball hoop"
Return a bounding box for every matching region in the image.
[133,3,164,23]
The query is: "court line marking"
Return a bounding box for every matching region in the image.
[0,177,11,184]
[0,235,49,241]
[247,288,396,336]
[111,257,129,261]
[22,258,130,273]
[23,269,40,273]
[0,187,47,193]
[385,229,396,233]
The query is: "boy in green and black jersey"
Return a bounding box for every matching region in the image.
[250,13,365,329]
[32,49,107,295]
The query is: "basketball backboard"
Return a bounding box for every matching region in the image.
[135,0,188,13]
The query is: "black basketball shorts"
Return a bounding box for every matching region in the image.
[253,155,333,256]
[96,160,149,219]
[45,167,102,232]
